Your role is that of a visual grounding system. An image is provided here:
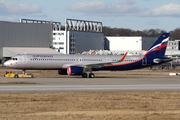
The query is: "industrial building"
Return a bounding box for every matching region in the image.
[167,40,180,50]
[21,19,104,54]
[83,36,180,56]
[0,20,57,63]
[53,19,104,54]
[104,36,180,56]
[0,18,104,64]
[165,40,180,55]
[105,36,157,51]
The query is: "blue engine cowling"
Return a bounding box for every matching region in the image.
[67,66,83,75]
[58,69,67,75]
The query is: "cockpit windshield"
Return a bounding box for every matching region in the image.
[10,58,18,60]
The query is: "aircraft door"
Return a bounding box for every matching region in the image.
[79,57,82,63]
[17,57,22,64]
[106,57,111,62]
[15,57,21,67]
[22,55,27,64]
[142,57,147,66]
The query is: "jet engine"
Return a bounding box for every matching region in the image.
[67,66,83,75]
[58,69,67,75]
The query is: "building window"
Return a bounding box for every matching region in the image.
[53,42,57,45]
[53,42,64,45]
[58,33,64,35]
[59,37,64,40]
[167,47,171,49]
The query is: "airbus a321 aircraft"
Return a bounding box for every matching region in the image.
[4,33,172,78]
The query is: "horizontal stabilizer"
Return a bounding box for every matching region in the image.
[153,58,173,63]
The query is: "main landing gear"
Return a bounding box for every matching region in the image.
[82,73,87,78]
[82,67,95,78]
[82,73,95,78]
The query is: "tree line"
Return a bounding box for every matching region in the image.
[102,26,180,40]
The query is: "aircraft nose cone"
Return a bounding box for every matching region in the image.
[4,61,11,67]
[3,62,8,67]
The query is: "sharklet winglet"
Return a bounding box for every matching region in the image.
[120,52,128,61]
[91,51,94,55]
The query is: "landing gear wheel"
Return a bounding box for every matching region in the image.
[82,73,87,78]
[89,73,95,78]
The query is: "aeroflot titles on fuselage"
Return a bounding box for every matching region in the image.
[32,55,53,57]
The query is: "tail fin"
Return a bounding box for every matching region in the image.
[144,33,170,57]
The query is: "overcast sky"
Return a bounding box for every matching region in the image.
[1,0,180,32]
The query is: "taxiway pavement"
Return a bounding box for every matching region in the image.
[0,76,180,93]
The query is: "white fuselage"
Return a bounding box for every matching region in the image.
[4,54,143,70]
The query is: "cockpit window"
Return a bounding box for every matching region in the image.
[10,58,18,60]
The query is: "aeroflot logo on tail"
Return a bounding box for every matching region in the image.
[32,55,53,57]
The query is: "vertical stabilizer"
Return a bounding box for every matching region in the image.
[144,33,170,57]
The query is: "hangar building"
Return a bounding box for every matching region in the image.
[0,18,104,64]
[104,36,180,56]
[0,20,56,63]
[166,40,180,55]
[105,36,157,51]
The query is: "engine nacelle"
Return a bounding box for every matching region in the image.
[58,69,67,75]
[67,66,83,75]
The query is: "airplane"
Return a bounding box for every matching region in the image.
[4,33,172,78]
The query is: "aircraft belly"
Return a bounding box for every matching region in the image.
[97,61,143,71]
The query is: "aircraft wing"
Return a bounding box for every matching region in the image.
[62,52,128,69]
[82,52,128,68]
